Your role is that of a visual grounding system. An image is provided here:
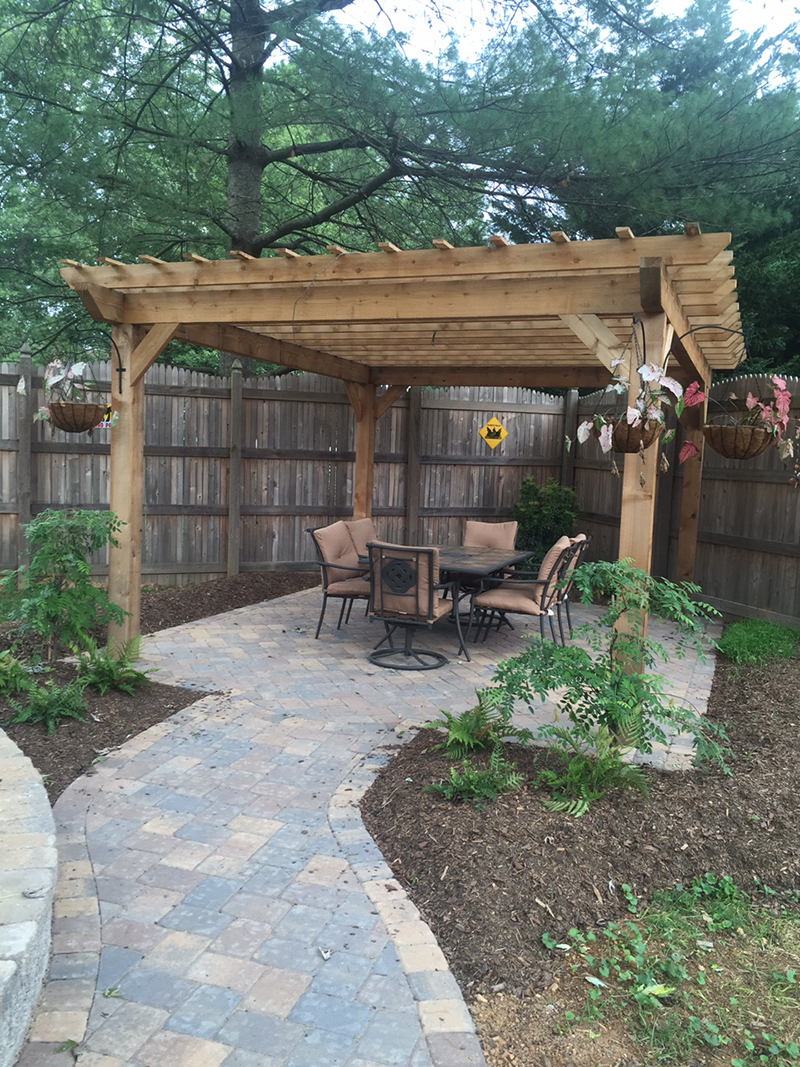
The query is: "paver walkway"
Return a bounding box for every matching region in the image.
[16,589,717,1067]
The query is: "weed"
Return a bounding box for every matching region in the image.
[548,874,800,1066]
[6,680,87,735]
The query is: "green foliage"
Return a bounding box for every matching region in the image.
[491,560,730,802]
[551,874,800,1066]
[423,745,524,811]
[75,637,154,695]
[508,478,578,562]
[0,650,32,697]
[423,687,532,758]
[717,619,800,665]
[535,726,649,818]
[6,680,87,736]
[0,510,126,661]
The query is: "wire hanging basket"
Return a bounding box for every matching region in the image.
[702,423,774,460]
[47,402,106,435]
[594,417,663,454]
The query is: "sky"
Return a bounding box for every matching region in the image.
[338,0,797,61]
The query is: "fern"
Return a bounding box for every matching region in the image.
[6,680,87,736]
[424,687,532,758]
[424,743,524,810]
[535,726,649,816]
[75,637,154,695]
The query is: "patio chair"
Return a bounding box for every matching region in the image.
[367,541,469,669]
[468,535,576,644]
[554,534,592,643]
[308,523,370,639]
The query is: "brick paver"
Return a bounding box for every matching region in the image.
[17,588,717,1067]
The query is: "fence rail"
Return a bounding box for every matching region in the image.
[1,361,797,622]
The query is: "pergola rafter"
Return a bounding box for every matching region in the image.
[59,229,745,647]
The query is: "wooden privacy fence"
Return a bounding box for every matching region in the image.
[1,359,797,622]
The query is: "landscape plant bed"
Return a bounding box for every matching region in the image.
[361,652,800,1066]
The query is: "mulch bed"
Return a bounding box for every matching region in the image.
[361,654,800,993]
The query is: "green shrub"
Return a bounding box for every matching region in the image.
[424,745,524,810]
[1,510,126,660]
[717,618,800,665]
[423,687,532,758]
[76,637,154,695]
[6,680,87,736]
[508,477,578,561]
[490,559,730,810]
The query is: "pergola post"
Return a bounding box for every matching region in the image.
[617,312,673,572]
[345,382,376,519]
[674,393,708,582]
[108,324,145,650]
[108,322,180,650]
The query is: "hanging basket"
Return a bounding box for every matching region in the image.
[702,424,774,460]
[47,402,106,435]
[594,418,662,454]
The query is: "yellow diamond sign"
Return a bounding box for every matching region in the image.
[479,417,508,450]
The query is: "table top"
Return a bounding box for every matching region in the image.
[434,545,532,575]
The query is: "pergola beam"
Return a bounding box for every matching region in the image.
[640,258,713,385]
[174,323,370,384]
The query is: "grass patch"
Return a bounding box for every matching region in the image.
[548,874,800,1065]
[718,619,800,665]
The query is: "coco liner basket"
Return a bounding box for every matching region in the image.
[594,418,662,453]
[702,423,774,460]
[47,402,106,434]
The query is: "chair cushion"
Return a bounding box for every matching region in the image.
[313,522,365,583]
[474,584,546,616]
[326,576,371,597]
[344,518,377,558]
[463,520,518,550]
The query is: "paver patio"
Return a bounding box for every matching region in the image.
[16,588,717,1067]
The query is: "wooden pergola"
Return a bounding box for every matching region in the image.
[59,228,745,646]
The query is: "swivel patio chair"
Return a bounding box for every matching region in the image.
[469,535,577,645]
[308,522,370,639]
[367,541,469,669]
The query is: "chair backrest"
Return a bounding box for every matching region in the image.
[559,534,591,601]
[367,542,440,623]
[535,535,574,609]
[463,519,518,551]
[344,517,377,559]
[309,522,364,586]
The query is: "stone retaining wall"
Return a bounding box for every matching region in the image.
[0,730,56,1067]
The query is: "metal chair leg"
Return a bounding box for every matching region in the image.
[315,593,329,639]
[336,598,348,629]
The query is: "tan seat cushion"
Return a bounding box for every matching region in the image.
[474,583,546,616]
[326,576,371,597]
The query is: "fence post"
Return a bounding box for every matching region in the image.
[16,344,33,569]
[227,360,243,577]
[405,386,421,542]
[560,388,578,490]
